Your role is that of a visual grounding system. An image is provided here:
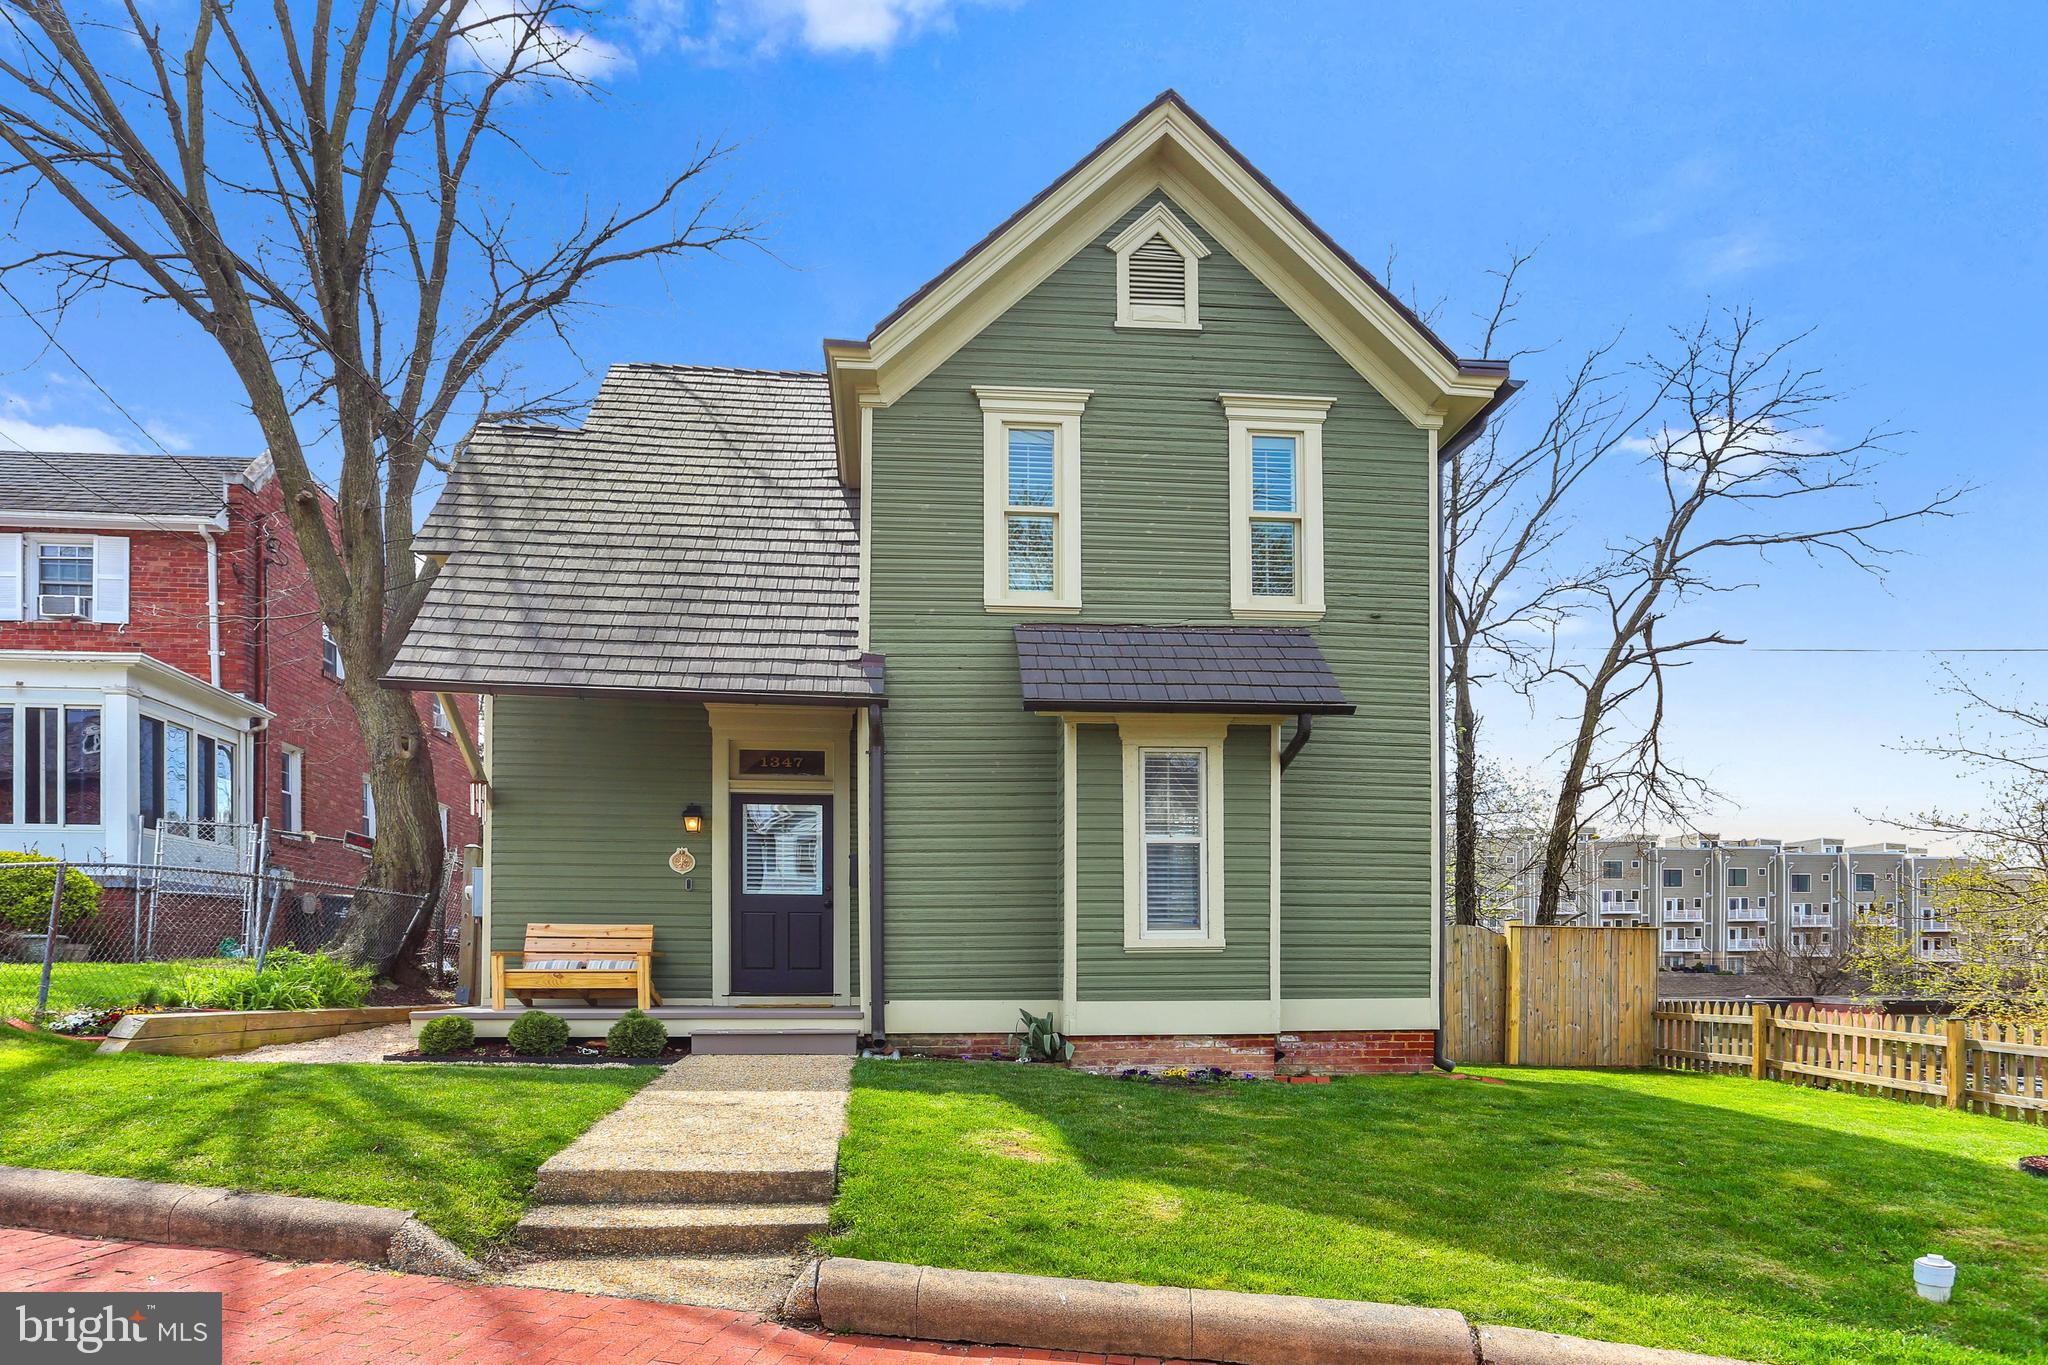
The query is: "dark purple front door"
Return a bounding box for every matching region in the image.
[728,794,833,995]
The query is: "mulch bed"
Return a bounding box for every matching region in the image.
[383,1040,687,1067]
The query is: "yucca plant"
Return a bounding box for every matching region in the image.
[1016,1008,1073,1064]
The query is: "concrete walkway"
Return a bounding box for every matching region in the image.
[1,1230,1148,1364]
[496,1052,855,1313]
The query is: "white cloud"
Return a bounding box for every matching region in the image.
[630,0,996,59]
[1626,416,1826,487]
[0,388,190,456]
[0,390,136,454]
[458,0,631,80]
[1683,227,1782,283]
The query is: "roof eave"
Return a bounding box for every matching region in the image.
[381,671,886,709]
[1023,699,1356,717]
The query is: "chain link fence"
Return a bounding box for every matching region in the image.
[0,860,430,1024]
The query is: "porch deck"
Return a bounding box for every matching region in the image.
[409,1004,862,1055]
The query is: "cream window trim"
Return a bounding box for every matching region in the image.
[1223,392,1332,618]
[1106,202,1210,331]
[1119,715,1227,952]
[976,385,1090,612]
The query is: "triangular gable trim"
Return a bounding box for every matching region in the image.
[826,91,1509,480]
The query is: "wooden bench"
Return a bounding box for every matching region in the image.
[490,924,662,1010]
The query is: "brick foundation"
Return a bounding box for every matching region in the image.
[889,1029,1437,1078]
[1277,1029,1437,1076]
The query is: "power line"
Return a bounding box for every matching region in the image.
[0,277,239,508]
[1741,647,2048,655]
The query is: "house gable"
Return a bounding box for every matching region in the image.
[827,90,1508,482]
[867,190,1438,1012]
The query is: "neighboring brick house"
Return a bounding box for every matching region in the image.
[0,450,480,918]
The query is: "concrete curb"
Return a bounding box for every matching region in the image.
[0,1165,481,1279]
[804,1259,1752,1364]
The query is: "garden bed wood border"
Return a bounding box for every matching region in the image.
[96,1005,419,1057]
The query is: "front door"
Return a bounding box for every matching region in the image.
[729,794,833,995]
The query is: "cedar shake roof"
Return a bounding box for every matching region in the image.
[387,365,881,704]
[0,451,252,521]
[1013,624,1354,715]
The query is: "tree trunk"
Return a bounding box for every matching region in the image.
[1536,688,1607,924]
[324,677,445,983]
[1450,648,1481,926]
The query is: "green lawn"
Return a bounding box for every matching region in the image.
[826,1061,2048,1365]
[0,959,247,1017]
[0,1029,649,1251]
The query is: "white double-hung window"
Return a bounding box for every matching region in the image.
[975,386,1089,611]
[1223,393,1330,617]
[1120,718,1227,950]
[1141,749,1205,932]
[0,533,129,622]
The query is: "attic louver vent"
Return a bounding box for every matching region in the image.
[1127,235,1187,312]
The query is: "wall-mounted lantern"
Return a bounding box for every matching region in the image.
[681,803,705,835]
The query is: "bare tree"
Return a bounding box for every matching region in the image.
[0,1,758,976]
[1746,935,1863,998]
[1525,310,1963,922]
[1442,251,1656,924]
[1855,675,2048,1017]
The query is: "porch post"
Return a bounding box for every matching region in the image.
[866,703,887,1043]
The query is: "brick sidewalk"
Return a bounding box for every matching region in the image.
[0,1230,1165,1364]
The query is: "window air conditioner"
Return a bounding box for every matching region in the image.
[37,594,87,620]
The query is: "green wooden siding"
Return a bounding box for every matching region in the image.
[872,190,1432,1004]
[485,694,714,998]
[1073,723,1271,1001]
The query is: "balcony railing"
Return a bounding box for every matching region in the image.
[1726,907,1768,923]
[1661,907,1705,923]
[1917,945,1962,962]
[1661,937,1705,954]
[1725,935,1768,953]
[1790,938,1834,957]
[1916,918,1955,934]
[1790,910,1833,928]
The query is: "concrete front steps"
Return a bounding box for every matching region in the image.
[495,1054,853,1314]
[515,1201,832,1256]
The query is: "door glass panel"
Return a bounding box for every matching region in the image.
[742,803,823,895]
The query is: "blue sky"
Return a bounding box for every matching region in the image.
[2,1,2043,845]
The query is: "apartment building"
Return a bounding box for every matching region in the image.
[1569,833,1963,972]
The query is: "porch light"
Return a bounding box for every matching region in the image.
[682,804,705,834]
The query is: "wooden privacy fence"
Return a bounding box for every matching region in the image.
[1445,924,1656,1066]
[1655,1000,2048,1125]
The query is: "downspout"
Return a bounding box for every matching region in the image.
[866,703,887,1045]
[1277,713,1313,770]
[202,530,221,688]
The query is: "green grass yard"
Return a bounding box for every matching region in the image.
[826,1061,2048,1365]
[0,959,249,1017]
[0,1028,649,1251]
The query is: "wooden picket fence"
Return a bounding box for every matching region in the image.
[1445,924,1656,1066]
[1654,1000,2048,1125]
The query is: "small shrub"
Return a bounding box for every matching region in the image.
[417,1015,476,1055]
[176,949,375,1012]
[134,986,163,1009]
[0,853,101,932]
[506,1009,570,1057]
[606,1008,668,1058]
